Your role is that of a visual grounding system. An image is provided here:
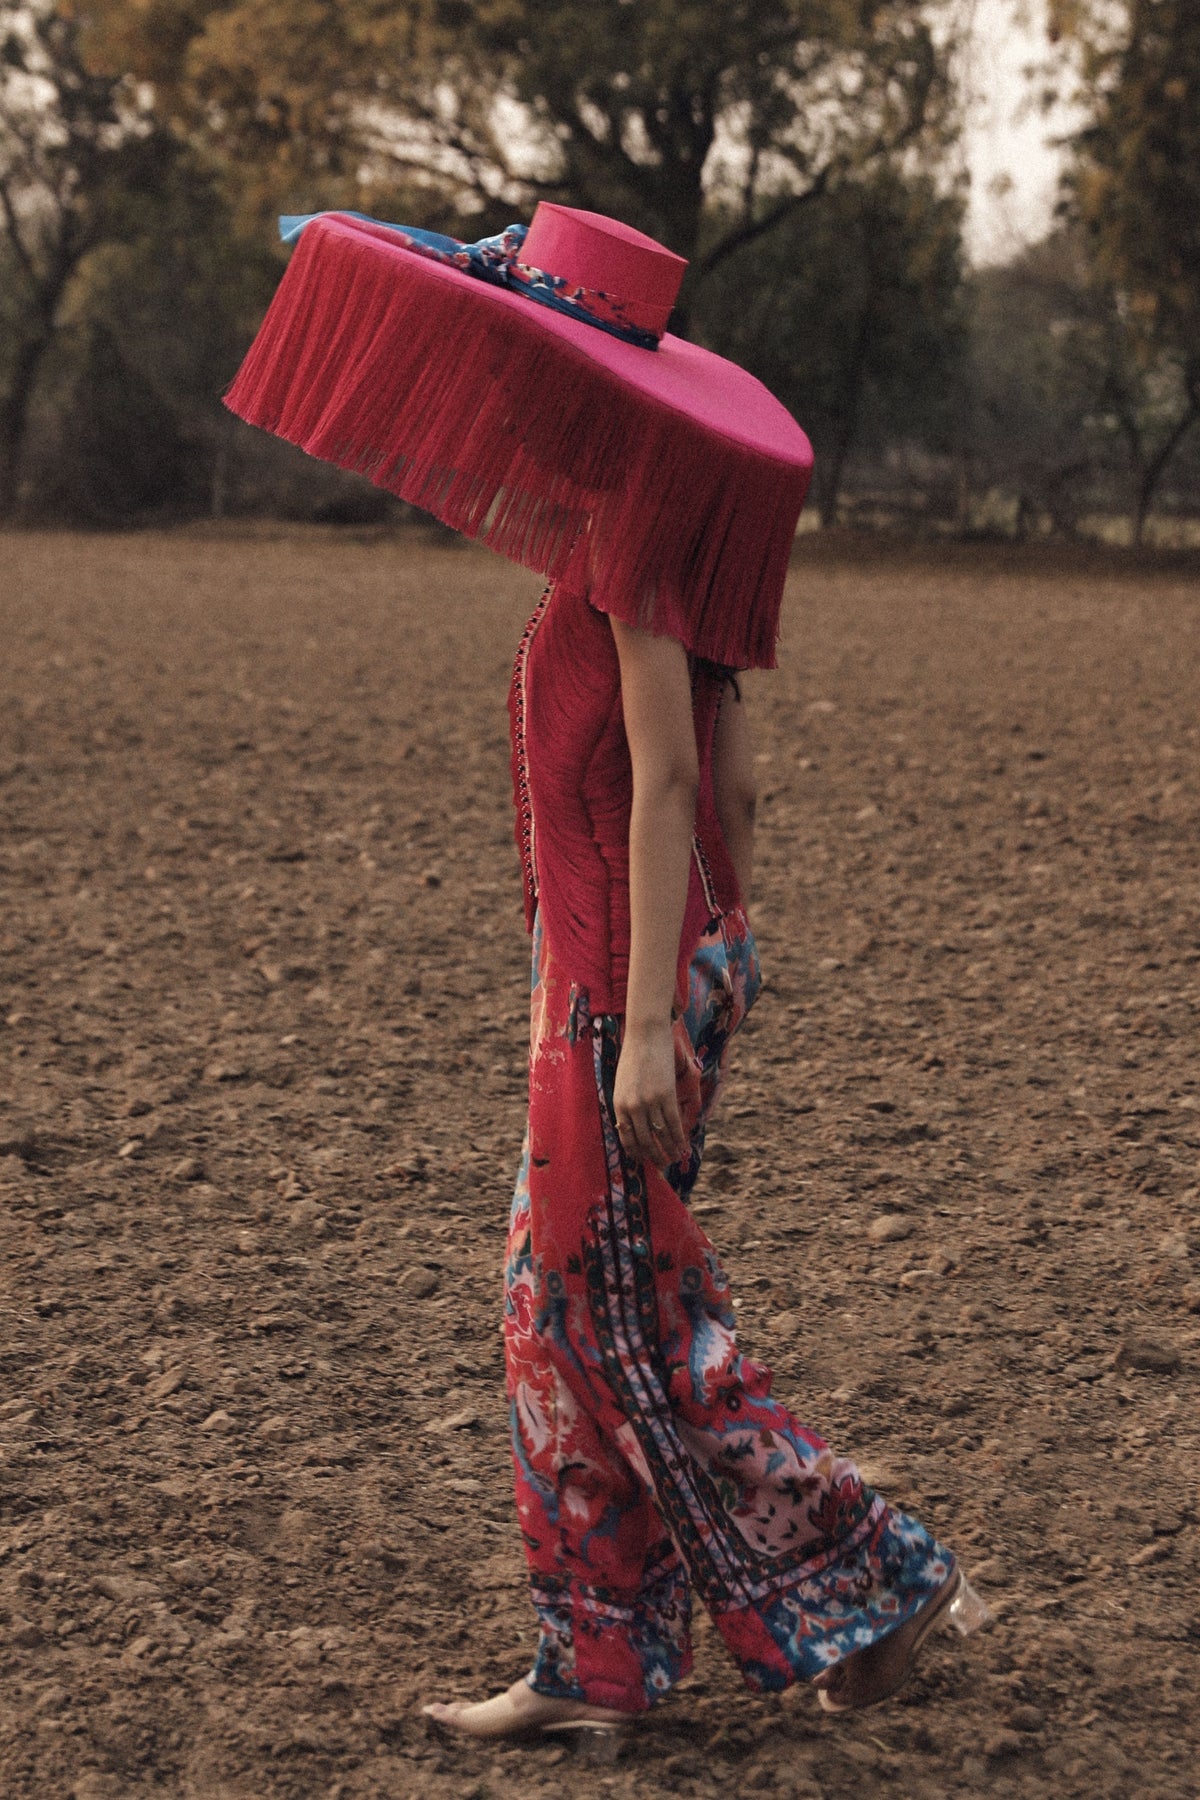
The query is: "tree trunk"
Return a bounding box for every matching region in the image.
[210,409,236,520]
[1131,397,1199,547]
[659,175,707,335]
[817,311,872,529]
[0,330,53,519]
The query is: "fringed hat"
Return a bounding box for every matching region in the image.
[224,203,813,669]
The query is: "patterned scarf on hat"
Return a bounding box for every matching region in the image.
[279,214,663,350]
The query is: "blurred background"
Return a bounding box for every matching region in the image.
[1,0,1196,544]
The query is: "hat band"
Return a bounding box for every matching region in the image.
[279,213,665,350]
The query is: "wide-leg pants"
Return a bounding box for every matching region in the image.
[503,905,951,1712]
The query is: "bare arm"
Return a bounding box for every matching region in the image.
[609,616,698,1174]
[711,678,756,904]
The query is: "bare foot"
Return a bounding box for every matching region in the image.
[812,1569,962,1713]
[421,1674,633,1739]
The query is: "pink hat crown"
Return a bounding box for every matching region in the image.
[523,204,687,341]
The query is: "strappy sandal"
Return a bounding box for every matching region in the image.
[813,1564,991,1715]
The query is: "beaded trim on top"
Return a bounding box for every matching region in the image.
[508,585,552,929]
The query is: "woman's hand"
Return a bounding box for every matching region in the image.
[613,1020,691,1173]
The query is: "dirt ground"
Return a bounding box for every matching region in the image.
[1,526,1198,1800]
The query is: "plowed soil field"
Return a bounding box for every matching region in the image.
[2,527,1198,1800]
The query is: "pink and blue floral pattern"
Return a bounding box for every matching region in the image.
[504,905,953,1710]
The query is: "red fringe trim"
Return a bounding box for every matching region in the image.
[224,217,811,669]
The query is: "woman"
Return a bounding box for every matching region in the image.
[224,202,988,1738]
[421,579,985,1737]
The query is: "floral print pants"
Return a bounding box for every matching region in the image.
[503,905,951,1711]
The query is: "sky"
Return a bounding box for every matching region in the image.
[958,0,1078,265]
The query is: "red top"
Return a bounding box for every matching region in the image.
[509,582,743,1013]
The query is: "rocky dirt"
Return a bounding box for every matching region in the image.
[1,525,1198,1800]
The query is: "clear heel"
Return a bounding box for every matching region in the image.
[945,1574,992,1638]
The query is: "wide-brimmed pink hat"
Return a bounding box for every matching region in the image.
[225,203,813,668]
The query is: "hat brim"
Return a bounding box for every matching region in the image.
[225,214,813,668]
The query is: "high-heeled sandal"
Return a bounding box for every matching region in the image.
[814,1564,991,1714]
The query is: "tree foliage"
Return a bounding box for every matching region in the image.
[0,1,281,519]
[87,0,956,305]
[0,0,173,510]
[1050,0,1199,348]
[31,153,279,521]
[967,233,1121,538]
[1047,0,1200,537]
[696,166,968,525]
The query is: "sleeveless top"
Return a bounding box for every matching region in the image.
[508,580,744,1014]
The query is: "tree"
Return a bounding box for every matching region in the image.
[695,166,968,526]
[1047,0,1200,540]
[28,151,280,522]
[0,2,291,521]
[965,232,1117,538]
[89,0,957,316]
[0,1,175,514]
